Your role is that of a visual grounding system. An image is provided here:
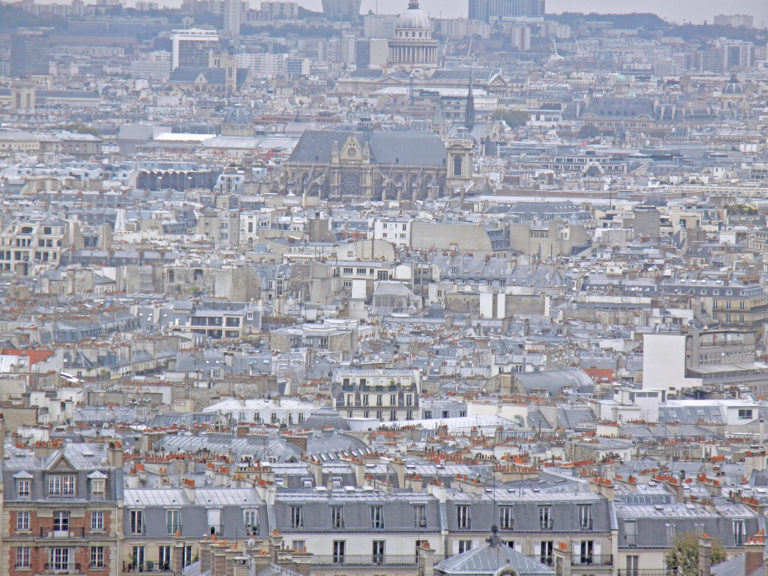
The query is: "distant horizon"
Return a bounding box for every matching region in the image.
[11,0,768,27]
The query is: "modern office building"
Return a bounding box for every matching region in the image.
[468,0,545,22]
[222,0,241,39]
[321,0,361,21]
[10,29,50,77]
[169,28,219,70]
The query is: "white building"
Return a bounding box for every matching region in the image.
[170,28,219,70]
[642,334,702,393]
[373,217,412,247]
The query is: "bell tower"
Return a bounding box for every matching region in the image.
[445,131,474,194]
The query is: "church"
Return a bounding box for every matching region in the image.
[280,129,473,201]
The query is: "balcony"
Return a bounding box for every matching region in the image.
[572,554,613,566]
[309,555,418,567]
[42,563,83,575]
[121,562,173,575]
[40,527,87,538]
[617,571,673,576]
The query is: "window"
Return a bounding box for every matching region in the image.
[579,540,594,564]
[413,504,427,528]
[244,510,259,534]
[63,475,75,495]
[90,546,105,569]
[132,546,145,571]
[331,506,344,529]
[91,511,104,532]
[16,547,30,568]
[167,509,180,534]
[207,509,222,535]
[458,540,472,554]
[50,548,71,571]
[626,555,639,576]
[499,506,514,530]
[625,520,637,546]
[48,475,75,496]
[333,540,345,564]
[579,504,593,530]
[734,520,746,545]
[16,511,30,532]
[159,545,171,570]
[666,523,676,545]
[539,505,552,530]
[48,475,60,495]
[130,510,144,535]
[183,545,193,568]
[373,540,385,564]
[53,511,70,533]
[371,505,384,529]
[17,479,30,498]
[739,409,753,420]
[292,540,306,553]
[539,541,554,565]
[457,505,471,529]
[91,478,105,498]
[291,506,304,528]
[453,155,463,177]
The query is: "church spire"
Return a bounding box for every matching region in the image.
[465,68,475,131]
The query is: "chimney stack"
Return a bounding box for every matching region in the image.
[698,534,713,576]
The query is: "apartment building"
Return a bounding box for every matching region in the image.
[332,368,421,422]
[0,216,78,277]
[2,441,123,576]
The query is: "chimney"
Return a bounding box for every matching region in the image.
[182,477,196,501]
[173,542,185,576]
[699,534,713,576]
[212,543,229,576]
[306,457,323,486]
[417,542,436,576]
[200,540,213,574]
[283,433,308,453]
[390,457,405,488]
[107,441,123,468]
[744,538,765,576]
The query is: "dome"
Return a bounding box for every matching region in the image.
[223,106,253,126]
[397,0,431,30]
[723,74,744,96]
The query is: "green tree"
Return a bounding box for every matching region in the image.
[491,109,529,128]
[665,533,726,576]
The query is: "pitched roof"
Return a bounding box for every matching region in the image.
[288,130,447,167]
[436,537,555,576]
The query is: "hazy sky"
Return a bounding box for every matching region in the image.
[290,0,768,26]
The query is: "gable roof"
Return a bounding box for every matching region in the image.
[289,130,447,167]
[436,538,555,576]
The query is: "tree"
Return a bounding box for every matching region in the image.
[666,533,726,576]
[491,109,529,128]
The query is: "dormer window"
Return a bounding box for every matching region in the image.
[49,474,76,496]
[17,479,30,498]
[89,471,107,498]
[92,479,105,498]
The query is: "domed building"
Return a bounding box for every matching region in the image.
[221,106,254,137]
[388,0,439,69]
